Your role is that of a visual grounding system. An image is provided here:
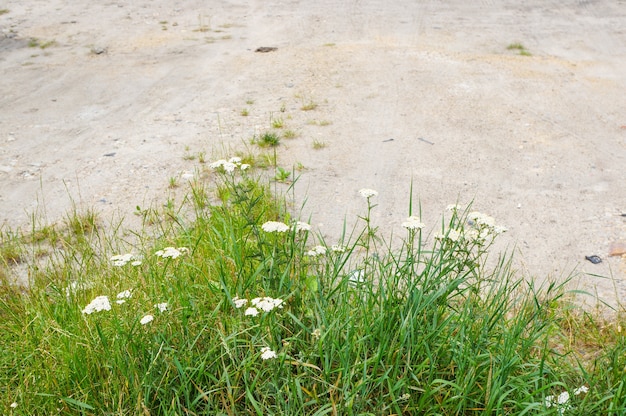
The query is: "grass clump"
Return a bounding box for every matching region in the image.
[1,158,625,414]
[254,131,281,147]
[507,42,532,56]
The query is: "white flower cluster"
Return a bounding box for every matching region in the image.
[115,289,132,305]
[209,156,250,173]
[331,244,346,253]
[468,211,507,235]
[358,188,378,198]
[261,220,312,234]
[82,295,111,314]
[233,296,284,317]
[140,314,154,325]
[110,253,142,267]
[260,346,277,360]
[155,246,189,259]
[261,221,290,233]
[434,229,461,243]
[306,245,327,257]
[293,221,311,232]
[545,386,588,414]
[401,215,425,231]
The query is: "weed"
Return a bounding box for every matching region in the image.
[255,132,280,148]
[274,166,291,182]
[282,130,297,139]
[300,101,318,111]
[240,108,249,116]
[507,42,532,56]
[271,117,284,129]
[0,9,9,15]
[246,99,255,105]
[312,139,327,149]
[168,176,178,188]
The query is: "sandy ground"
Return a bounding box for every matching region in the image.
[1,1,625,306]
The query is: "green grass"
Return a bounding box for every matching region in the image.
[1,155,625,414]
[507,42,532,56]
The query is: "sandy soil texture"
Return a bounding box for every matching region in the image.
[1,1,625,305]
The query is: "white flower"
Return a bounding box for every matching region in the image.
[244,307,259,316]
[574,385,589,395]
[292,221,311,232]
[82,296,111,314]
[545,395,554,408]
[209,159,227,169]
[312,328,322,340]
[331,244,346,253]
[222,162,237,173]
[358,188,378,198]
[306,245,327,257]
[251,297,284,312]
[240,163,250,171]
[117,289,132,299]
[468,211,496,227]
[434,229,461,242]
[131,260,142,266]
[228,156,242,164]
[446,204,462,212]
[401,215,425,230]
[261,221,289,233]
[260,347,277,360]
[155,302,168,312]
[110,253,135,267]
[557,391,570,405]
[140,314,154,325]
[233,297,248,308]
[155,247,188,259]
[10,402,17,408]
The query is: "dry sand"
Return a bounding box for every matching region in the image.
[1,0,625,306]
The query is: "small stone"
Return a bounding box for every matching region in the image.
[585,255,602,264]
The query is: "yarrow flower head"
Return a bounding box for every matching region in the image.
[82,295,111,314]
[331,244,346,253]
[115,289,132,304]
[232,296,248,309]
[110,253,141,267]
[244,307,259,316]
[260,346,277,360]
[251,296,284,312]
[140,314,154,325]
[401,215,425,231]
[155,302,168,312]
[155,246,188,259]
[292,221,311,232]
[306,245,327,257]
[261,221,289,233]
[209,157,248,173]
[358,188,378,199]
[434,229,461,242]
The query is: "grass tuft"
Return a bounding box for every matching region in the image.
[0,154,624,414]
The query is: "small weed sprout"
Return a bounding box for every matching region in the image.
[507,42,531,56]
[240,108,249,116]
[271,117,284,129]
[301,101,318,111]
[312,140,327,149]
[282,130,297,139]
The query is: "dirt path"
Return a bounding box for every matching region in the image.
[1,0,625,306]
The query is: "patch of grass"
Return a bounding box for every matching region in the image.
[1,150,626,414]
[0,9,9,16]
[271,117,284,129]
[507,42,532,56]
[255,131,280,148]
[300,101,318,111]
[282,129,297,139]
[312,139,327,149]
